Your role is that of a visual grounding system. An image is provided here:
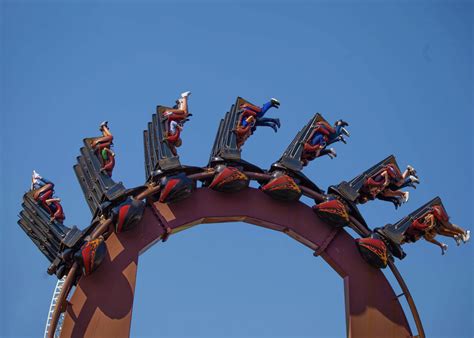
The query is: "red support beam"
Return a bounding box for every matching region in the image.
[61,188,413,338]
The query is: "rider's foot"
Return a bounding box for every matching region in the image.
[275,118,281,128]
[441,243,448,255]
[271,124,278,133]
[407,165,417,176]
[336,120,349,127]
[409,175,420,184]
[454,235,462,246]
[100,121,108,130]
[270,98,280,108]
[327,148,337,159]
[181,91,191,98]
[403,191,410,203]
[463,230,470,243]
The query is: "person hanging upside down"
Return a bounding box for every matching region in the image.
[99,147,115,176]
[31,170,55,210]
[45,197,65,223]
[301,119,349,165]
[91,121,116,176]
[403,205,470,254]
[31,170,65,223]
[162,91,191,153]
[239,98,280,132]
[358,164,419,205]
[235,98,280,149]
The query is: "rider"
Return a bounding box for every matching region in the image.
[31,171,65,223]
[239,98,280,132]
[100,147,115,176]
[31,170,55,209]
[359,164,418,205]
[162,91,191,150]
[303,119,349,162]
[404,205,470,254]
[91,121,115,176]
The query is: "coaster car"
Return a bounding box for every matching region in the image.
[380,197,470,255]
[330,155,419,210]
[264,113,347,203]
[19,188,106,278]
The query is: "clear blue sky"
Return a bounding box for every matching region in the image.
[1,1,472,337]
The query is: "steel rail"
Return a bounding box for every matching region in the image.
[47,263,78,338]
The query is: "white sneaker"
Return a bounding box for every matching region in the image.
[327,148,337,159]
[409,175,419,184]
[32,170,42,180]
[181,91,191,98]
[463,230,470,243]
[403,191,410,203]
[441,243,448,255]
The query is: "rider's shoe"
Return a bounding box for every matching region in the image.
[327,148,337,159]
[100,121,108,130]
[181,91,191,98]
[409,175,420,184]
[275,118,281,129]
[337,135,347,144]
[402,191,410,203]
[407,165,417,176]
[463,230,470,243]
[336,119,349,127]
[270,98,280,108]
[441,243,448,255]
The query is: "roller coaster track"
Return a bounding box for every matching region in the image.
[47,171,425,338]
[44,277,66,338]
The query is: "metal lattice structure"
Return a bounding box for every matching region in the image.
[44,277,67,338]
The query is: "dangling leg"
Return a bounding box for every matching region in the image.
[92,135,113,149]
[437,228,463,245]
[424,231,448,255]
[38,190,54,214]
[319,148,337,159]
[162,108,188,122]
[255,119,279,132]
[401,165,417,180]
[100,122,113,137]
[256,117,280,128]
[178,91,191,115]
[379,188,409,203]
[92,121,114,147]
[258,98,280,118]
[440,223,470,242]
[334,120,349,137]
